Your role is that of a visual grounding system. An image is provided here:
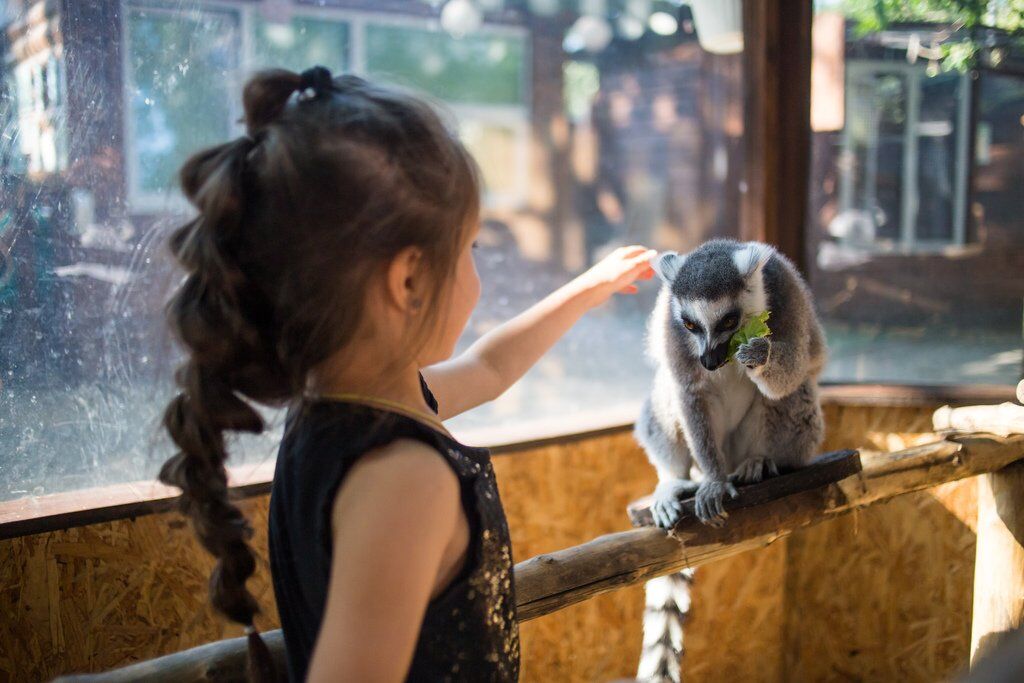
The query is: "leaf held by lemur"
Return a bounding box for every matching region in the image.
[728,310,771,361]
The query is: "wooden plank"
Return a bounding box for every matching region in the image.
[0,464,276,542]
[626,450,861,527]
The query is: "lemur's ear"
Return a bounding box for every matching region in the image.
[652,251,685,284]
[732,242,774,278]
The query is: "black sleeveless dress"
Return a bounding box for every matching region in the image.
[268,376,520,682]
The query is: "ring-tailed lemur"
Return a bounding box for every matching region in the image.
[634,239,826,682]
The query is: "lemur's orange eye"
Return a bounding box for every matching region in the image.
[683,320,696,331]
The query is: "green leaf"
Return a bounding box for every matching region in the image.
[728,311,771,361]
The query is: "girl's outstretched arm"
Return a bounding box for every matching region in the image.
[307,440,467,683]
[424,245,656,420]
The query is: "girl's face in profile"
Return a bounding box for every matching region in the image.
[419,223,481,366]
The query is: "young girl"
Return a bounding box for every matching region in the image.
[160,65,655,682]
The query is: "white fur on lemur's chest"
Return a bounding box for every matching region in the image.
[704,364,764,469]
[707,362,757,427]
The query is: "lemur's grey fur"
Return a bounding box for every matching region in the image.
[636,239,826,528]
[635,240,826,683]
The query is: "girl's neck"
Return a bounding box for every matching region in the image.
[307,355,431,415]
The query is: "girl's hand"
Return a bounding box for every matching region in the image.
[423,246,656,418]
[572,245,658,308]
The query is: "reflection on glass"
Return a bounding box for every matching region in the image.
[365,24,525,105]
[808,2,1024,386]
[127,7,238,197]
[251,16,349,75]
[0,1,743,501]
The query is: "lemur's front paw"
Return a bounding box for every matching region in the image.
[735,336,770,370]
[694,479,739,527]
[651,479,700,529]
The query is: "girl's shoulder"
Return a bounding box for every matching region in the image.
[269,390,491,564]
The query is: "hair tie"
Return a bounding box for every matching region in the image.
[241,133,261,164]
[297,65,334,102]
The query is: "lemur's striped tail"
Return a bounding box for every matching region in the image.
[636,569,694,683]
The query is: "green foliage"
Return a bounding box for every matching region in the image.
[364,25,525,106]
[728,311,771,361]
[564,61,600,123]
[837,0,1024,71]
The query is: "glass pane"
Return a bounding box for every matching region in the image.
[251,16,349,74]
[127,8,238,195]
[808,2,1023,386]
[843,69,906,243]
[0,1,744,501]
[365,25,525,105]
[915,71,962,242]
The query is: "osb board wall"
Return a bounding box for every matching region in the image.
[494,431,793,683]
[779,403,979,682]
[1,501,277,681]
[1,404,980,682]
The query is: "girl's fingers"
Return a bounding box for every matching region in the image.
[619,245,650,258]
[631,248,657,263]
[619,284,639,295]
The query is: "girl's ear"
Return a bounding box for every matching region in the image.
[652,251,685,284]
[732,242,774,278]
[386,246,425,313]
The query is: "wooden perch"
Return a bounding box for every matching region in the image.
[60,432,1024,682]
[516,434,1024,619]
[626,450,861,527]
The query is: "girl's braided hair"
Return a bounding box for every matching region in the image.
[159,66,480,680]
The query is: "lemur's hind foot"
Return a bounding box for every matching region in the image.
[729,457,779,485]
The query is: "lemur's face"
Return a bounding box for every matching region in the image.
[654,241,772,372]
[672,297,743,371]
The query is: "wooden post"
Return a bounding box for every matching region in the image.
[971,460,1024,665]
[741,0,813,272]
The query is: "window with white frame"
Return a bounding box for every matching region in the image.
[12,49,66,175]
[835,61,971,251]
[123,2,530,211]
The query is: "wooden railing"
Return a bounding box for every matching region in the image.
[59,399,1024,683]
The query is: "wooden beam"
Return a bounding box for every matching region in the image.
[971,461,1024,665]
[58,433,1024,682]
[741,0,813,271]
[934,402,1024,438]
[56,629,286,683]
